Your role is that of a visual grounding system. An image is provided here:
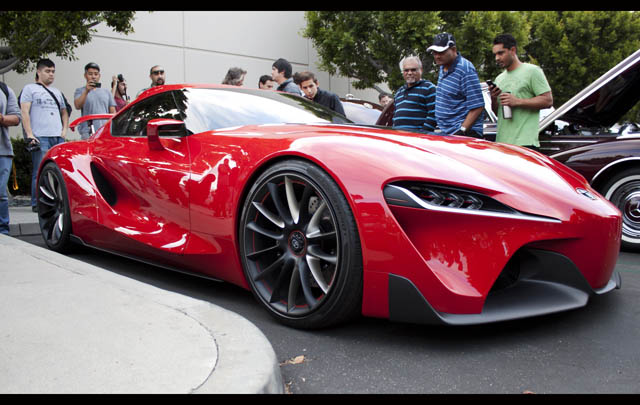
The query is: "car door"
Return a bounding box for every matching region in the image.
[90,91,191,256]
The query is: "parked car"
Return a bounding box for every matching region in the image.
[38,84,621,329]
[340,95,383,125]
[539,49,640,155]
[540,48,640,252]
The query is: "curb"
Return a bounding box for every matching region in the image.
[1,234,283,393]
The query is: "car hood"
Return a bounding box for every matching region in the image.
[279,125,600,221]
[540,48,640,131]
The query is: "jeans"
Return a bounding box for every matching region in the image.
[31,136,65,207]
[0,156,12,235]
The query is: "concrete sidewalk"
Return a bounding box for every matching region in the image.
[1,204,283,394]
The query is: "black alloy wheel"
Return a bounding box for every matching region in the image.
[240,160,362,329]
[37,162,73,253]
[603,167,640,252]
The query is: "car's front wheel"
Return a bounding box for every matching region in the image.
[602,167,640,252]
[239,160,362,329]
[37,162,73,253]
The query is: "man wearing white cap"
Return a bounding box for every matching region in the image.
[428,33,484,138]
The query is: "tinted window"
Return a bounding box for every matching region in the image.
[111,91,184,136]
[176,87,352,134]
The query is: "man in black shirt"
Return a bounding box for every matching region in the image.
[293,71,345,115]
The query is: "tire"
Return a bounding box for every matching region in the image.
[239,160,363,329]
[602,167,640,252]
[37,162,74,253]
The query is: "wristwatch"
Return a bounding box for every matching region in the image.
[459,125,467,133]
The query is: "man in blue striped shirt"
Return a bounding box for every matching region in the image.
[392,55,437,133]
[428,33,484,138]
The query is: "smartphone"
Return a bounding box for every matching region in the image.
[486,80,496,88]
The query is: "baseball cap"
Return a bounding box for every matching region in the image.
[427,33,456,53]
[84,62,100,72]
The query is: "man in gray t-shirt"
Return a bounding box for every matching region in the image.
[20,58,69,210]
[74,62,116,139]
[0,82,22,234]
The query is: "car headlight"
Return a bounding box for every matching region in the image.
[384,181,560,223]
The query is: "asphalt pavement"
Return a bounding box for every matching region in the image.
[1,204,284,394]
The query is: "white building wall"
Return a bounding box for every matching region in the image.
[2,11,389,140]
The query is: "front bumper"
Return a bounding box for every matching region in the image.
[388,248,621,325]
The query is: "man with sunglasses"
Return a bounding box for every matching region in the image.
[392,55,437,133]
[137,65,166,97]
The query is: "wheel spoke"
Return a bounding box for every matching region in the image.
[285,176,300,224]
[307,200,327,236]
[39,183,55,201]
[269,257,294,304]
[47,171,58,199]
[252,201,285,228]
[246,221,283,241]
[267,182,292,225]
[307,245,337,265]
[305,255,330,294]
[52,217,62,243]
[253,254,286,281]
[246,244,280,261]
[297,184,314,224]
[306,229,336,243]
[298,258,319,306]
[287,261,301,312]
[57,213,64,233]
[42,214,57,239]
[38,197,56,208]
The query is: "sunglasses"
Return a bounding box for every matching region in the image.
[151,70,164,75]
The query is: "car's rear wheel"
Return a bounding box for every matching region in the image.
[602,167,640,252]
[37,162,73,253]
[239,160,362,329]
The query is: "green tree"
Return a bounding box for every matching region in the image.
[303,11,528,93]
[304,11,442,92]
[525,11,640,107]
[0,11,136,74]
[441,11,529,82]
[524,11,640,120]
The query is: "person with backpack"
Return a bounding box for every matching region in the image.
[0,81,22,234]
[19,58,69,212]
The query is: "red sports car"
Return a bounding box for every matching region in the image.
[36,84,622,329]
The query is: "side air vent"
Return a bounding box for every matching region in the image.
[90,163,117,206]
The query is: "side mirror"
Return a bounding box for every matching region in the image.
[146,118,187,151]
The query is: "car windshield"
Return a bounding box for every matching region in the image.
[175,87,352,133]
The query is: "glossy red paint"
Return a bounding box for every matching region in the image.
[39,84,622,326]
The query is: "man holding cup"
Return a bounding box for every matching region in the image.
[489,34,553,150]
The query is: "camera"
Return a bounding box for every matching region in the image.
[117,74,125,82]
[25,138,40,152]
[92,82,101,88]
